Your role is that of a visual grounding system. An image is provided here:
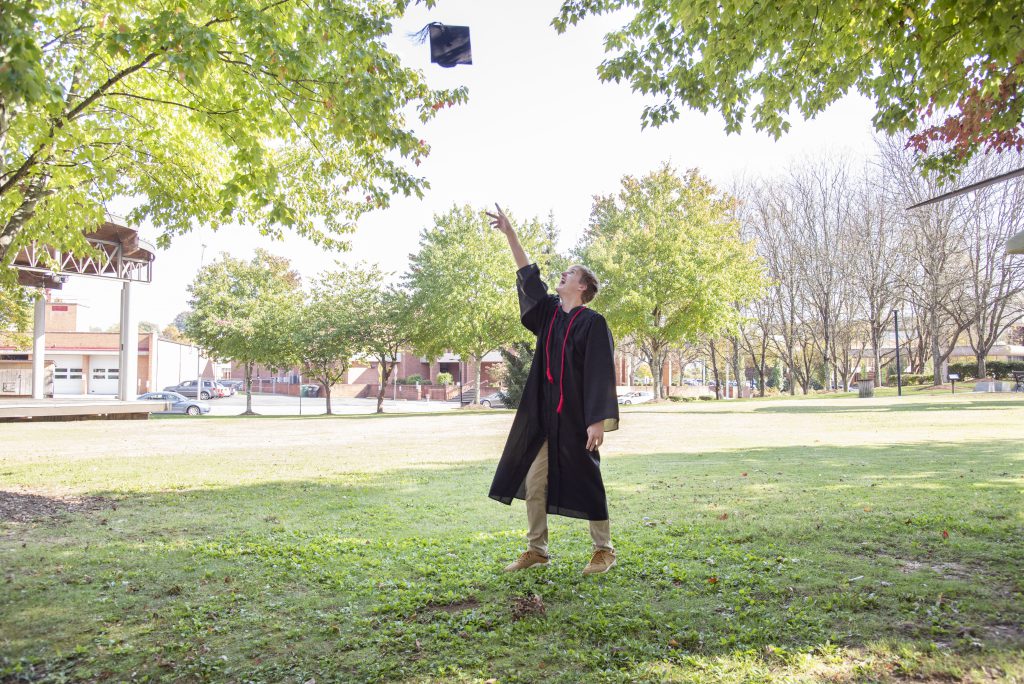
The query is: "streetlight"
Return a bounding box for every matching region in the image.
[893,308,902,397]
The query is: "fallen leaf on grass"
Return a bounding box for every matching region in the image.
[707,576,718,584]
[668,638,680,648]
[717,513,728,520]
[510,594,546,620]
[741,472,748,477]
[942,530,949,539]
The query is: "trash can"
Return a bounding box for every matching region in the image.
[858,379,874,398]
[301,384,320,397]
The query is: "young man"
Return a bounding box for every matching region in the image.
[486,205,620,575]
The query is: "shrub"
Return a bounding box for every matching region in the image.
[948,360,1024,380]
[893,373,933,386]
[398,374,423,385]
[435,372,454,385]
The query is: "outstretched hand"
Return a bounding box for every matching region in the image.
[486,204,514,237]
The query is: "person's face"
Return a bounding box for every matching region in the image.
[556,265,587,299]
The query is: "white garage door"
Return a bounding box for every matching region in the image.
[52,354,84,395]
[89,355,120,395]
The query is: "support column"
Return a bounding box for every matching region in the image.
[118,281,138,400]
[32,294,46,399]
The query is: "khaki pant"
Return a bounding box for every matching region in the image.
[525,441,613,555]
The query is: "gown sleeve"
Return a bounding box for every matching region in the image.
[583,314,620,432]
[516,263,556,335]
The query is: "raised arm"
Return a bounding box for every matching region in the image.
[487,204,529,269]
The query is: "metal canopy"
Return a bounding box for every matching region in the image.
[906,166,1024,210]
[12,220,155,289]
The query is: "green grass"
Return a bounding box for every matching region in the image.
[1,394,1022,683]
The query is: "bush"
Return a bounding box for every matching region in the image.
[435,372,454,385]
[948,360,1024,381]
[398,374,423,385]
[699,395,713,401]
[892,373,933,386]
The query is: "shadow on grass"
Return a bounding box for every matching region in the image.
[3,439,1023,682]
[627,397,1024,416]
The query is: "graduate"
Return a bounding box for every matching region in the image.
[487,205,620,575]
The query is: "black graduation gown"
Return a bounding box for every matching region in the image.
[488,263,620,521]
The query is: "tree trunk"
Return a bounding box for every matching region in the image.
[322,371,333,416]
[871,321,883,388]
[243,362,256,415]
[376,360,392,414]
[930,308,942,386]
[977,355,988,379]
[709,342,721,400]
[731,336,743,399]
[474,355,482,404]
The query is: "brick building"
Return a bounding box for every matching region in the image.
[0,297,215,397]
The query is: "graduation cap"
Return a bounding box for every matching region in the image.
[411,23,472,68]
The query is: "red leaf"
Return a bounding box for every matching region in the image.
[741,472,748,477]
[707,576,718,584]
[942,530,949,539]
[718,513,728,520]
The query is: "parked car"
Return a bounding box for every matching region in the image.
[138,391,211,416]
[214,381,235,396]
[480,392,506,408]
[617,391,653,405]
[219,379,244,392]
[162,379,223,400]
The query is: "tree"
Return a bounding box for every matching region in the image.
[171,311,191,334]
[879,136,969,385]
[0,0,466,282]
[407,205,553,403]
[787,160,857,391]
[0,284,33,348]
[185,249,299,414]
[853,164,907,385]
[554,0,1021,175]
[954,153,1024,378]
[287,269,365,415]
[577,164,766,400]
[160,324,188,343]
[333,264,414,414]
[497,341,533,410]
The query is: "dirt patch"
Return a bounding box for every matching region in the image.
[427,597,480,613]
[0,490,112,523]
[982,623,1024,645]
[896,559,973,581]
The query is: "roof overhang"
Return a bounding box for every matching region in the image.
[13,220,155,289]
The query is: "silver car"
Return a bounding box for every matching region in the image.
[138,391,211,416]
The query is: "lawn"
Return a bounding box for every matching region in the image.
[1,394,1022,683]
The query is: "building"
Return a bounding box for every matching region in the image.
[0,297,218,397]
[230,350,506,400]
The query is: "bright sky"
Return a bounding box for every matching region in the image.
[61,1,878,330]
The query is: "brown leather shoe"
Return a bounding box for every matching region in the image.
[504,549,550,572]
[583,549,616,575]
